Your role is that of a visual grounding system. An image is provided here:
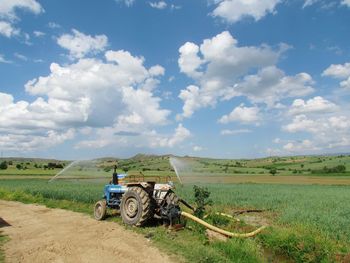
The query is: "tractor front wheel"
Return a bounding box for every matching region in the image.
[120,187,153,226]
[94,199,107,220]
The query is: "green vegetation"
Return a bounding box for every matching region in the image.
[0,154,350,262]
[0,178,349,262]
[0,233,9,263]
[0,161,7,170]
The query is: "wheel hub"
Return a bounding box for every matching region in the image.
[125,198,138,218]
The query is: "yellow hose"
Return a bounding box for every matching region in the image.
[181,211,267,238]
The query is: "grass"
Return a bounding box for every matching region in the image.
[0,233,9,263]
[0,178,349,262]
[1,154,350,262]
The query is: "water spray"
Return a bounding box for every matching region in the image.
[169,157,183,185]
[48,160,80,183]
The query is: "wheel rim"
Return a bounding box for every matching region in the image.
[124,197,138,218]
[95,203,102,218]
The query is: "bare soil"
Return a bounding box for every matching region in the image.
[0,200,173,263]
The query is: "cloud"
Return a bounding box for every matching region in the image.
[289,96,338,115]
[323,62,350,79]
[178,31,310,118]
[48,22,61,29]
[283,139,319,152]
[303,0,319,8]
[149,1,167,9]
[221,129,251,135]
[219,104,260,124]
[342,0,350,7]
[193,146,203,152]
[323,62,350,89]
[1,48,174,152]
[0,54,11,63]
[33,30,45,37]
[57,29,108,59]
[231,66,314,106]
[0,129,75,152]
[280,113,350,153]
[150,124,191,148]
[116,0,135,7]
[14,52,28,61]
[212,0,280,23]
[0,21,19,37]
[76,123,191,149]
[0,0,43,21]
[0,0,43,38]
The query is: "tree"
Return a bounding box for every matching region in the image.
[16,164,22,170]
[0,161,8,170]
[269,168,277,176]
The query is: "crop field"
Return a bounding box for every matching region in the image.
[0,154,350,262]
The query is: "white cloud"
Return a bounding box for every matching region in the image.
[14,52,28,61]
[0,0,43,39]
[323,62,350,89]
[178,42,203,79]
[76,123,191,149]
[0,129,75,152]
[149,1,167,9]
[289,96,338,115]
[33,30,45,37]
[193,146,203,152]
[0,21,19,37]
[283,139,319,152]
[57,29,108,59]
[212,0,280,23]
[323,63,350,79]
[0,0,43,21]
[178,31,293,118]
[48,22,60,29]
[221,129,251,135]
[0,54,11,63]
[283,115,321,133]
[303,0,319,8]
[273,138,281,143]
[150,124,191,148]
[232,66,314,106]
[1,48,173,152]
[342,0,350,7]
[280,113,350,153]
[219,104,260,124]
[116,0,135,7]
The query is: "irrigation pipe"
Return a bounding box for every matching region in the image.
[181,211,267,238]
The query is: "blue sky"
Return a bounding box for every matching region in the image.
[1,0,350,160]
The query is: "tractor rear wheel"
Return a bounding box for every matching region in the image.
[94,199,107,220]
[120,187,153,226]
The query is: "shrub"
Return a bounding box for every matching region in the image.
[193,185,212,218]
[0,161,8,170]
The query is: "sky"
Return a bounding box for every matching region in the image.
[0,0,350,160]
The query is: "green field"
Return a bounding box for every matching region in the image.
[0,154,350,262]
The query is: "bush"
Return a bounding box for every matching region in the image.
[0,161,8,170]
[193,185,212,218]
[311,165,347,174]
[16,164,22,170]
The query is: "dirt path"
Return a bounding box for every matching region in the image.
[0,200,174,263]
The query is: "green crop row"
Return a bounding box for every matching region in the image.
[0,179,349,262]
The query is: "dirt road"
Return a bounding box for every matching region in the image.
[0,200,174,263]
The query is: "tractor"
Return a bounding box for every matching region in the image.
[94,166,185,226]
[94,166,267,238]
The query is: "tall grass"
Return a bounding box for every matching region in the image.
[1,179,349,262]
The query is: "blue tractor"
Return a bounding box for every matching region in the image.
[94,166,183,226]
